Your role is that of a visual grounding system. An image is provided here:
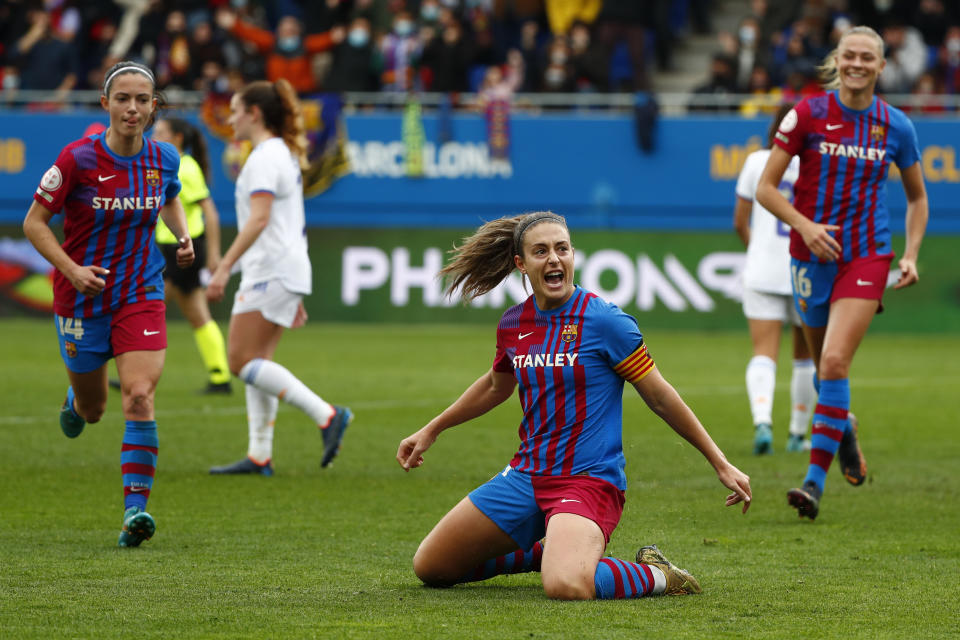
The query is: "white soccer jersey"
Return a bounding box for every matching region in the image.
[234,137,311,294]
[735,148,800,295]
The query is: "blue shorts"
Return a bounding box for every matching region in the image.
[790,258,837,328]
[54,300,166,373]
[468,465,625,550]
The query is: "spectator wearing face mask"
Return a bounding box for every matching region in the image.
[216,8,344,94]
[380,10,423,91]
[540,36,576,92]
[326,16,381,92]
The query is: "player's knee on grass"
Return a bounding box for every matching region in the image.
[541,571,595,600]
[412,549,461,588]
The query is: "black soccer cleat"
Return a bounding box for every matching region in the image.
[787,481,822,520]
[837,412,867,486]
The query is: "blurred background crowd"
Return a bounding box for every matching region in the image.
[1,0,959,106]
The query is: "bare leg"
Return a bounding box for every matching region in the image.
[540,513,605,600]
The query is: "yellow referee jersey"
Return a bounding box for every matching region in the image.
[156,153,209,245]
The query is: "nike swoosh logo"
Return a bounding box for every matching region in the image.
[560,498,581,504]
[128,486,148,492]
[856,279,873,286]
[518,332,535,340]
[826,124,843,130]
[143,329,160,336]
[98,174,116,182]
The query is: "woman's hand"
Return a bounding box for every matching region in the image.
[894,257,919,289]
[798,220,842,261]
[206,264,230,303]
[68,264,109,298]
[176,236,194,268]
[716,461,752,514]
[397,426,438,471]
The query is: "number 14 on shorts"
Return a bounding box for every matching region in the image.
[58,316,85,340]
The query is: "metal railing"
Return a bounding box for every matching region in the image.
[2,89,959,116]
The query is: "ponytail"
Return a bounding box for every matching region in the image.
[439,211,567,302]
[238,79,308,170]
[818,25,884,90]
[163,117,212,185]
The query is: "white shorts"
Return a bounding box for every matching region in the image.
[231,279,302,328]
[742,288,801,325]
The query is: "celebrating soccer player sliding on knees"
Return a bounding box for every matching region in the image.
[756,26,929,520]
[22,61,194,547]
[396,212,752,601]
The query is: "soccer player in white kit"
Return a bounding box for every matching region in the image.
[733,105,816,455]
[206,78,352,475]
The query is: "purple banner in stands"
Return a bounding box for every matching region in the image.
[0,110,957,232]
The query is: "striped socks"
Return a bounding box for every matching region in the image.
[594,557,664,599]
[121,420,158,512]
[805,378,850,492]
[460,541,544,583]
[459,542,666,599]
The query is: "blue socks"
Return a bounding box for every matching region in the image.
[594,557,657,599]
[121,420,158,512]
[805,378,850,492]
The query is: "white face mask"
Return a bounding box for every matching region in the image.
[739,26,756,45]
[551,50,567,65]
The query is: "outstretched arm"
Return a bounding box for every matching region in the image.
[894,162,928,289]
[397,368,516,471]
[632,368,752,513]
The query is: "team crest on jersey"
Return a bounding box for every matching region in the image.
[561,323,578,343]
[870,125,886,142]
[65,341,77,358]
[145,169,160,186]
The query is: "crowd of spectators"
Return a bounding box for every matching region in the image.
[0,0,711,100]
[2,0,959,107]
[693,0,960,113]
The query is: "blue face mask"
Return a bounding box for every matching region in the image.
[421,5,439,20]
[348,28,370,47]
[394,20,414,37]
[278,35,300,53]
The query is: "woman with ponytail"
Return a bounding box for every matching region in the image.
[207,79,352,476]
[396,212,752,601]
[152,117,231,395]
[756,26,929,520]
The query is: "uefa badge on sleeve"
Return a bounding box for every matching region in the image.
[561,323,578,343]
[145,169,160,187]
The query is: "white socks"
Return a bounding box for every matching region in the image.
[649,565,667,594]
[745,355,776,426]
[239,358,335,427]
[246,384,278,463]
[789,358,816,437]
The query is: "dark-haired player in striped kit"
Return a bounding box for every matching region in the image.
[397,212,752,600]
[757,26,929,520]
[23,61,194,546]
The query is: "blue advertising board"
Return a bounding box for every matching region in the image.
[0,109,957,232]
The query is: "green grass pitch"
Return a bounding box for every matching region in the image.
[1,318,958,639]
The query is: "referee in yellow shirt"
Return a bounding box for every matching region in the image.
[153,117,231,394]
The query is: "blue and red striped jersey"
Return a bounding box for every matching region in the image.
[773,91,920,263]
[492,286,656,491]
[34,133,181,318]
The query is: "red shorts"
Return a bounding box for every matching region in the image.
[112,300,167,355]
[831,255,893,305]
[533,475,626,544]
